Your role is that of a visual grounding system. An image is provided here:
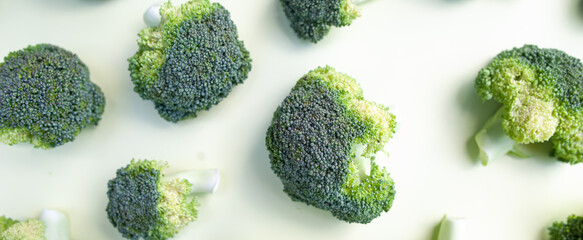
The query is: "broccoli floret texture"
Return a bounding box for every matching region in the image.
[280,0,361,43]
[0,44,105,149]
[548,215,583,240]
[0,216,45,240]
[128,0,252,122]
[475,45,583,164]
[266,66,396,224]
[106,160,198,240]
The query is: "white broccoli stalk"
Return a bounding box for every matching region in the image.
[143,4,162,27]
[437,215,468,240]
[352,144,372,181]
[169,168,221,193]
[475,107,528,165]
[39,209,70,240]
[143,0,194,27]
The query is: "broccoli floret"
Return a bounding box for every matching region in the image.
[129,0,252,122]
[280,0,362,43]
[0,209,70,240]
[548,214,583,240]
[474,44,583,165]
[0,216,45,240]
[0,44,105,149]
[265,66,397,224]
[106,159,220,240]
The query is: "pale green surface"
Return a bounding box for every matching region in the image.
[437,215,468,240]
[0,219,45,240]
[1,0,583,239]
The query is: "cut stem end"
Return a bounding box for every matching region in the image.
[39,209,70,240]
[170,169,221,194]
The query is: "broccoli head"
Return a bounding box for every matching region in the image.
[265,66,397,224]
[474,44,583,165]
[0,44,105,149]
[280,0,361,43]
[548,214,583,240]
[0,216,45,240]
[106,159,199,240]
[128,0,252,122]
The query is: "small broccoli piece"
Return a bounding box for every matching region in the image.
[129,0,252,122]
[474,44,583,165]
[106,159,220,240]
[280,0,362,43]
[0,216,45,240]
[265,66,397,224]
[0,44,105,149]
[0,209,70,240]
[548,214,583,240]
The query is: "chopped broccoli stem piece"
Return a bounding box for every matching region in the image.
[475,107,529,165]
[169,168,221,193]
[437,215,468,240]
[39,209,70,240]
[143,4,162,27]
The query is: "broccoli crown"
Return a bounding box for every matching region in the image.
[0,44,105,149]
[128,0,252,122]
[549,215,583,240]
[106,159,198,240]
[280,0,361,43]
[266,66,396,224]
[0,216,45,240]
[475,44,583,164]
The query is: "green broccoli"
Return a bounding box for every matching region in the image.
[265,66,397,224]
[280,0,363,43]
[0,209,70,240]
[0,216,44,240]
[474,44,583,165]
[0,44,105,149]
[106,159,220,240]
[129,0,252,122]
[548,214,583,240]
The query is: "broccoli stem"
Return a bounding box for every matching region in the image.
[353,144,372,181]
[39,209,69,240]
[474,106,527,166]
[143,3,162,27]
[437,215,468,240]
[169,169,221,194]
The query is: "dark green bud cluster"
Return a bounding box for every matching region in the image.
[280,0,361,43]
[106,159,198,240]
[128,0,252,122]
[0,44,105,149]
[266,66,396,223]
[548,215,583,240]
